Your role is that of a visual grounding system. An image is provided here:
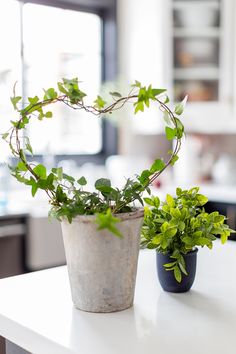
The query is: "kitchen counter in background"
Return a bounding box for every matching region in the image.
[0,182,235,279]
[152,183,236,204]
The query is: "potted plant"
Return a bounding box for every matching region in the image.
[2,78,185,312]
[141,187,235,293]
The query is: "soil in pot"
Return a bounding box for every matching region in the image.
[156,249,198,293]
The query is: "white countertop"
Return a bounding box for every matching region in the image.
[0,240,236,354]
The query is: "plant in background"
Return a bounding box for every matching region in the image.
[141,187,235,282]
[2,78,186,235]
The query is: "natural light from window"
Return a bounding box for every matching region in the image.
[0,1,102,157]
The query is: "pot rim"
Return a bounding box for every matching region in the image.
[61,208,144,224]
[156,248,198,256]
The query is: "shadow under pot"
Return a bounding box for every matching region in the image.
[156,249,198,293]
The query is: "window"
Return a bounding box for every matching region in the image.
[0,0,117,161]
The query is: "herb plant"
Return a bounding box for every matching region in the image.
[2,78,186,236]
[141,187,235,282]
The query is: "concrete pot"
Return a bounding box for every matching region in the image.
[61,209,144,313]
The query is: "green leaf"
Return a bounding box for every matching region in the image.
[45,111,53,118]
[17,161,28,172]
[174,95,188,115]
[163,111,172,126]
[144,196,160,208]
[95,178,111,191]
[28,96,39,105]
[182,237,194,246]
[77,176,87,186]
[164,227,177,238]
[170,155,179,166]
[166,194,175,207]
[150,159,165,173]
[138,170,151,185]
[10,96,21,110]
[170,207,181,219]
[95,209,122,238]
[152,234,162,245]
[165,127,176,140]
[25,137,33,155]
[178,221,185,231]
[25,177,38,197]
[63,173,75,183]
[174,266,182,283]
[196,194,208,206]
[1,133,9,140]
[43,88,58,100]
[109,91,122,98]
[94,95,106,109]
[178,262,188,276]
[151,88,166,97]
[132,80,141,88]
[33,164,47,179]
[134,101,144,114]
[164,261,176,268]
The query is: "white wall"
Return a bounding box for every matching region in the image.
[117,0,171,154]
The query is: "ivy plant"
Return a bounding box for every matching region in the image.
[2,78,186,236]
[141,187,235,282]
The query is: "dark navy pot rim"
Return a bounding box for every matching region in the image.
[156,248,198,256]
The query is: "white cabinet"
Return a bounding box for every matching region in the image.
[166,0,236,132]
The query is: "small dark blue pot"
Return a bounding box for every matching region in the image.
[156,249,198,293]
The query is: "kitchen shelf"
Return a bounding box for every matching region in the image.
[174,67,219,80]
[173,1,220,10]
[173,27,221,38]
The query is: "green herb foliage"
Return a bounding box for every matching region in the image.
[3,78,186,236]
[141,187,235,282]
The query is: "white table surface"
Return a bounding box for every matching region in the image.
[0,241,236,354]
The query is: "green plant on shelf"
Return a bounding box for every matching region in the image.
[141,187,235,282]
[2,78,186,236]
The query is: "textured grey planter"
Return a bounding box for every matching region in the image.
[61,209,144,313]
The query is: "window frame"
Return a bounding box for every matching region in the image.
[19,0,117,165]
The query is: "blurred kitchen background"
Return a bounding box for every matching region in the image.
[0,0,236,278]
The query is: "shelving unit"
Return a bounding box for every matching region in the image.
[167,0,236,132]
[172,0,221,103]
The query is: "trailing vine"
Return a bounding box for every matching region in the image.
[2,78,186,236]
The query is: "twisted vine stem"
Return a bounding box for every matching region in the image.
[4,78,185,218]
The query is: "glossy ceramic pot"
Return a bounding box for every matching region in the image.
[156,249,198,293]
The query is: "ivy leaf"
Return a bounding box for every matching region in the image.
[28,96,39,105]
[26,177,38,197]
[174,95,188,116]
[138,170,151,185]
[33,164,47,179]
[95,178,111,191]
[151,88,166,97]
[17,161,28,172]
[95,209,122,238]
[45,111,53,118]
[10,96,21,110]
[43,88,58,100]
[165,127,176,140]
[170,155,179,166]
[134,101,144,114]
[77,176,87,186]
[150,159,165,173]
[1,133,9,140]
[109,91,122,98]
[94,95,106,109]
